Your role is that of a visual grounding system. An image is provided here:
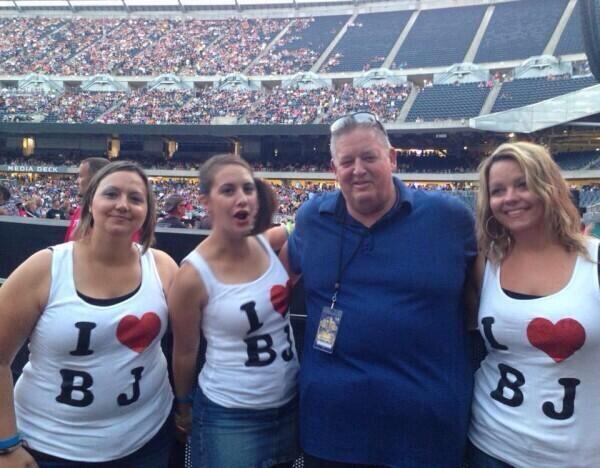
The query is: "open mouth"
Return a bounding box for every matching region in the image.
[234,211,249,221]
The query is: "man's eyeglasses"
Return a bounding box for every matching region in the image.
[329,112,386,134]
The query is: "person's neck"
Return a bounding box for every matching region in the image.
[346,188,397,228]
[511,227,556,254]
[81,234,136,266]
[205,229,252,260]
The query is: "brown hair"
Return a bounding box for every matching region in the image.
[82,157,110,176]
[75,161,156,252]
[199,153,275,234]
[477,142,586,262]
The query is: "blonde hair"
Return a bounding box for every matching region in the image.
[476,141,586,262]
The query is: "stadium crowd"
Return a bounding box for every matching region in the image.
[0,16,353,77]
[1,84,412,125]
[0,173,336,225]
[2,170,598,225]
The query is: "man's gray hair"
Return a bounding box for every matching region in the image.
[330,121,392,159]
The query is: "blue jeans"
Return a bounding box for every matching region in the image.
[28,414,174,468]
[191,388,299,468]
[465,441,514,468]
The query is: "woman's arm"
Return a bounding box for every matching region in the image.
[150,249,179,296]
[167,263,208,432]
[0,249,52,468]
[265,225,289,253]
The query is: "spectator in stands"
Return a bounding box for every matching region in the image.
[45,198,67,220]
[0,161,178,466]
[0,184,16,216]
[168,154,300,468]
[281,112,476,467]
[21,198,39,218]
[65,156,109,241]
[467,142,599,467]
[157,194,186,228]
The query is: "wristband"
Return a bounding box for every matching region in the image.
[175,391,195,404]
[0,433,21,450]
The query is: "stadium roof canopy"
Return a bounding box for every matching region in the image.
[0,0,390,5]
[0,0,502,9]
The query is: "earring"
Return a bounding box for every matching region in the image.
[485,216,505,240]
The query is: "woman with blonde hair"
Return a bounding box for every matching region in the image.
[169,153,299,468]
[467,142,600,467]
[0,161,177,467]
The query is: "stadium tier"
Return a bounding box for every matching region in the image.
[0,0,590,76]
[406,82,491,122]
[555,5,587,56]
[391,5,487,69]
[321,11,412,73]
[474,0,568,63]
[491,75,598,113]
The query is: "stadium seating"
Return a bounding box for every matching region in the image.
[321,11,412,73]
[554,7,586,56]
[406,82,490,122]
[392,5,486,69]
[491,75,598,113]
[324,83,410,123]
[250,15,348,75]
[553,151,600,170]
[475,0,567,63]
[44,91,126,123]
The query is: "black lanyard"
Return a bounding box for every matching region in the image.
[331,213,367,309]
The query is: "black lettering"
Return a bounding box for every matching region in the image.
[542,378,580,420]
[244,334,276,367]
[241,301,263,334]
[70,322,96,356]
[490,363,525,407]
[481,317,508,350]
[56,369,94,407]
[282,325,294,362]
[117,367,144,406]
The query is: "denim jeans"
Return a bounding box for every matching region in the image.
[191,388,299,468]
[28,414,174,468]
[464,441,514,468]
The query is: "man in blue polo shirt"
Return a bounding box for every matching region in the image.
[283,113,476,467]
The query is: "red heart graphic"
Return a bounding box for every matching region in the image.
[270,280,292,316]
[116,312,161,353]
[527,318,586,363]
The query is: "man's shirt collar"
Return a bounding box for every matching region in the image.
[319,176,413,224]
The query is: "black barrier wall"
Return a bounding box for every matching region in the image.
[0,217,306,380]
[0,217,207,278]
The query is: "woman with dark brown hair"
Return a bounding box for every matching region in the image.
[169,154,299,468]
[0,161,177,467]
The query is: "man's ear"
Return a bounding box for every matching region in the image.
[389,148,398,168]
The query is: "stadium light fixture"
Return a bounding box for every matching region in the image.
[22,137,35,158]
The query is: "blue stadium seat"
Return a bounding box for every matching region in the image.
[491,75,597,113]
[554,151,600,170]
[475,0,568,63]
[406,82,490,122]
[322,11,412,72]
[392,5,486,69]
[555,6,586,56]
[268,15,348,71]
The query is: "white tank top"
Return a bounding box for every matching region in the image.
[183,235,299,409]
[469,238,600,468]
[14,242,173,462]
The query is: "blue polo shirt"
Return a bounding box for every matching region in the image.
[288,178,477,467]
